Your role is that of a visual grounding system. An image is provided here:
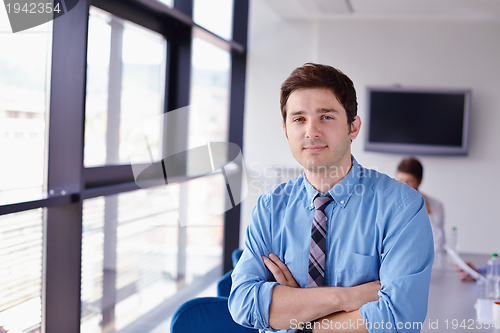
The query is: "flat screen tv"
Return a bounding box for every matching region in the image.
[364,87,471,155]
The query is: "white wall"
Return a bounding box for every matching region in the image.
[241,0,500,254]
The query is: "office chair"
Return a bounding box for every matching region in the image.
[217,269,233,297]
[232,248,243,268]
[218,248,244,297]
[170,296,257,333]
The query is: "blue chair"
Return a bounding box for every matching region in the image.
[218,249,244,297]
[170,296,257,333]
[217,269,233,297]
[232,248,243,268]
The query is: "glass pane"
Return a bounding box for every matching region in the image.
[0,20,52,202]
[189,37,231,148]
[84,7,166,167]
[0,209,44,333]
[80,197,105,332]
[83,8,111,167]
[193,0,234,40]
[81,175,225,331]
[185,37,230,286]
[183,176,224,284]
[114,187,179,330]
[81,186,178,332]
[120,21,166,165]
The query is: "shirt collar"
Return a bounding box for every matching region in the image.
[302,155,362,210]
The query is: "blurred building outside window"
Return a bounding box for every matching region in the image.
[0,7,52,332]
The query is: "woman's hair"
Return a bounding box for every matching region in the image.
[397,156,423,181]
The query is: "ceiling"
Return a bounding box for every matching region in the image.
[263,0,500,21]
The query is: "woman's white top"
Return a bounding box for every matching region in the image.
[424,194,445,253]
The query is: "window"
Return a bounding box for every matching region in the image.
[0,22,52,202]
[0,15,51,333]
[193,0,234,40]
[0,0,248,332]
[81,176,227,330]
[0,209,44,333]
[84,7,166,167]
[81,187,180,331]
[189,37,231,145]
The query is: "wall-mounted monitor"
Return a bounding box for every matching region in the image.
[364,87,471,155]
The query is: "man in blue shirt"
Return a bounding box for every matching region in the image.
[228,63,434,332]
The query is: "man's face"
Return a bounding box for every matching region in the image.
[282,88,360,173]
[396,172,421,191]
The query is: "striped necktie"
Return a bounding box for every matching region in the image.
[308,195,332,287]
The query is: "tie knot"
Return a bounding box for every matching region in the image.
[314,195,332,211]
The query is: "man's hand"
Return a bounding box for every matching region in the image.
[262,253,299,288]
[313,310,368,333]
[263,253,380,330]
[453,262,479,282]
[340,280,381,313]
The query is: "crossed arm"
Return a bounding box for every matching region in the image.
[230,193,433,332]
[262,254,380,332]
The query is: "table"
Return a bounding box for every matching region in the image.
[421,253,498,332]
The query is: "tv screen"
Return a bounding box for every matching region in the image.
[364,87,471,155]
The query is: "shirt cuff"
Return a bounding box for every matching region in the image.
[257,282,300,333]
[258,281,281,331]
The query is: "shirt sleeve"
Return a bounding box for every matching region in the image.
[359,192,434,333]
[228,194,281,331]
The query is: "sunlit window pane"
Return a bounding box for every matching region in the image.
[114,187,179,330]
[84,7,166,167]
[0,209,43,333]
[0,24,52,201]
[183,176,224,284]
[193,0,234,40]
[81,174,225,331]
[189,37,231,149]
[80,197,105,333]
[81,186,179,332]
[185,37,230,283]
[84,8,111,167]
[120,22,166,165]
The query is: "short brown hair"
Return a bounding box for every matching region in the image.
[280,63,358,126]
[397,156,423,181]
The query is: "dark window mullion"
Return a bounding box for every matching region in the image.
[166,0,193,285]
[192,24,244,54]
[92,0,163,34]
[44,1,90,332]
[84,165,137,189]
[0,195,76,216]
[173,0,193,18]
[222,0,249,273]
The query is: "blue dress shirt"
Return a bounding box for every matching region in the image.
[229,156,434,332]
